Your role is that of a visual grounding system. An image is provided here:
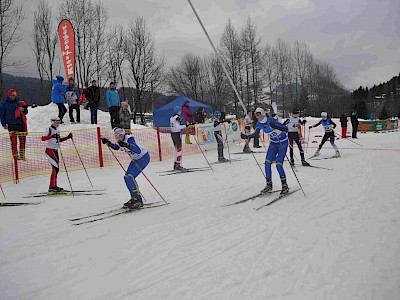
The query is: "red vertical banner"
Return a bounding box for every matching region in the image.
[57,19,75,79]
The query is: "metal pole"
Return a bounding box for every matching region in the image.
[187,0,247,115]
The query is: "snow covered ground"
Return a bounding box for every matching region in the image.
[1,119,400,300]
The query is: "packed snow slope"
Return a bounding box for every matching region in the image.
[1,120,400,300]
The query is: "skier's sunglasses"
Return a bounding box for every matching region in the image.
[255,112,262,116]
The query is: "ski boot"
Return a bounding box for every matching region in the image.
[174,162,187,171]
[301,160,310,166]
[123,195,143,209]
[48,186,65,194]
[333,150,340,158]
[218,157,229,163]
[313,149,320,157]
[280,183,289,195]
[261,179,273,194]
[289,158,295,166]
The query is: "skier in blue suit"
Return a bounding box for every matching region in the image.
[309,111,340,158]
[242,107,289,195]
[101,127,150,209]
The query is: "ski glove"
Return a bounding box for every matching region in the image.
[308,126,313,129]
[241,133,249,139]
[118,141,129,148]
[101,137,110,145]
[67,133,73,139]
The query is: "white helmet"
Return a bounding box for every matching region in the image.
[51,116,61,123]
[254,107,266,116]
[113,127,125,135]
[321,112,328,117]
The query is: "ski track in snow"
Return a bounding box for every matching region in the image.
[1,118,400,299]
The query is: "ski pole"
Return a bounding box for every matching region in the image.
[306,128,311,153]
[243,137,266,178]
[106,144,126,172]
[277,136,306,197]
[58,141,74,196]
[131,160,168,205]
[0,183,6,200]
[340,135,363,146]
[71,137,93,187]
[223,123,231,164]
[192,130,213,171]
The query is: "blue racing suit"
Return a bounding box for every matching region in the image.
[248,117,288,181]
[108,134,150,196]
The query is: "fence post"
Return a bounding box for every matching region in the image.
[11,132,19,184]
[156,127,162,161]
[97,127,104,168]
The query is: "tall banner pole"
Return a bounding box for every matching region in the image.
[187,0,247,115]
[57,19,76,80]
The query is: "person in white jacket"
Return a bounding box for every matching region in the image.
[170,106,188,171]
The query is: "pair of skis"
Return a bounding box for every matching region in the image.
[222,188,301,210]
[69,201,168,225]
[23,189,106,198]
[157,167,211,176]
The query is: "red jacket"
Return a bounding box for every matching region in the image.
[182,105,193,124]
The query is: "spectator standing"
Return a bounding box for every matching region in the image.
[51,76,67,123]
[181,99,193,144]
[65,77,80,123]
[194,107,205,124]
[119,101,132,130]
[351,110,359,138]
[340,113,348,138]
[369,113,374,121]
[106,82,121,128]
[0,89,28,160]
[86,80,100,124]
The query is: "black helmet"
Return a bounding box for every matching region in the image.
[292,108,300,114]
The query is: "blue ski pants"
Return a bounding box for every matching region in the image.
[265,139,288,180]
[124,152,150,196]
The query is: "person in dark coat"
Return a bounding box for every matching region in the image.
[194,107,205,124]
[350,110,359,138]
[0,89,28,160]
[86,80,100,124]
[339,113,348,138]
[51,76,67,123]
[252,106,261,148]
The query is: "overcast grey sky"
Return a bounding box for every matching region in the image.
[10,0,400,90]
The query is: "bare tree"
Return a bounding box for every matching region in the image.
[59,0,108,88]
[124,17,165,124]
[203,53,229,111]
[166,53,204,100]
[0,0,24,96]
[274,38,292,115]
[105,24,126,96]
[240,17,263,107]
[32,0,58,94]
[261,44,278,107]
[219,19,243,116]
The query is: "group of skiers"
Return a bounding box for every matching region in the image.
[38,97,353,210]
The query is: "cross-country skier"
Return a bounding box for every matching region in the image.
[214,111,231,162]
[309,112,340,157]
[283,108,310,166]
[170,106,188,171]
[101,127,150,209]
[241,107,289,195]
[41,116,73,193]
[242,110,253,153]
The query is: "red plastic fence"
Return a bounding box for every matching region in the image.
[1,125,245,184]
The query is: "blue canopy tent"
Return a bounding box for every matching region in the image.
[153,96,213,127]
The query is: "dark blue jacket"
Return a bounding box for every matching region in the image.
[0,96,28,127]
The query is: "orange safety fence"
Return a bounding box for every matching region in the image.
[0,126,232,184]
